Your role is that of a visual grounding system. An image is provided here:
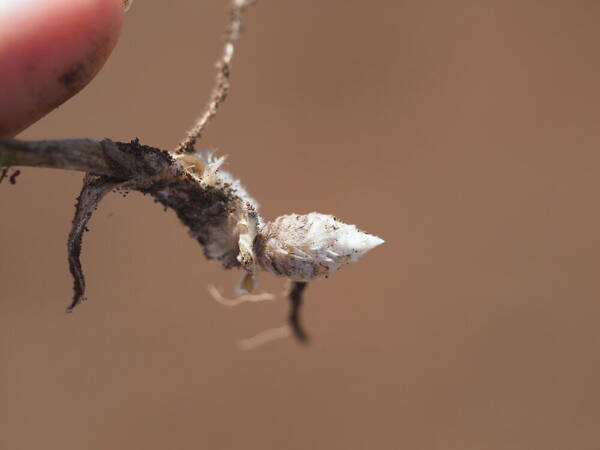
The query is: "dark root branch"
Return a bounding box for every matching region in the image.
[66,175,120,312]
[288,281,309,343]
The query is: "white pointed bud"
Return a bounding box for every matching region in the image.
[257,213,384,281]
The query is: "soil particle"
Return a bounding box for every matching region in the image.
[9,170,20,185]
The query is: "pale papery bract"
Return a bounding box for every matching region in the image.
[258,212,384,282]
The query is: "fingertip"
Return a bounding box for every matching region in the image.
[0,0,126,136]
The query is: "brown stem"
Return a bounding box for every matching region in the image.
[0,137,178,181]
[0,138,115,175]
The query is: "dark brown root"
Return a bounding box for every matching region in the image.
[66,174,120,312]
[288,281,309,343]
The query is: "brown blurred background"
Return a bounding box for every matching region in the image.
[2,0,600,449]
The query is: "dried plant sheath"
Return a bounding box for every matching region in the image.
[0,137,383,341]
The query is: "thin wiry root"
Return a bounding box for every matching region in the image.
[211,281,310,345]
[66,175,120,312]
[238,325,291,350]
[175,0,257,153]
[208,284,276,307]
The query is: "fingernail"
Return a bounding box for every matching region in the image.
[122,0,133,11]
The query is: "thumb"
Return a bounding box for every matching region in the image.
[0,0,126,137]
